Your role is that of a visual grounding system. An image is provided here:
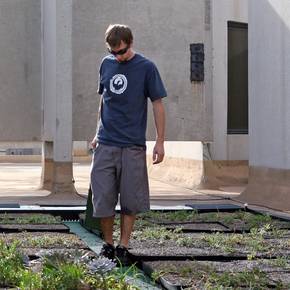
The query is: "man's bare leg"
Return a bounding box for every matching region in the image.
[100,216,115,245]
[120,214,136,248]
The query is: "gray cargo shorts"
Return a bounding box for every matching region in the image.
[90,143,150,217]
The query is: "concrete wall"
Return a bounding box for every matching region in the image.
[0,0,248,164]
[0,0,41,141]
[249,0,290,170]
[0,0,213,144]
[72,0,211,141]
[239,0,290,211]
[147,141,204,189]
[212,0,248,160]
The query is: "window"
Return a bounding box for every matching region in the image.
[227,21,248,134]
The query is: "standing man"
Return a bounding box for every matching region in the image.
[90,24,166,266]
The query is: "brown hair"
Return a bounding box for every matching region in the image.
[105,24,133,48]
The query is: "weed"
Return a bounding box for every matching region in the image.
[176,235,195,247]
[42,258,87,290]
[133,226,175,242]
[205,268,269,289]
[200,212,219,222]
[201,232,244,253]
[269,256,290,270]
[244,213,272,228]
[12,233,84,248]
[0,213,62,224]
[85,263,141,290]
[0,240,24,287]
[18,270,42,290]
[151,270,167,282]
[140,210,198,222]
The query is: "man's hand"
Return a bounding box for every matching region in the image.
[91,137,97,149]
[153,141,165,164]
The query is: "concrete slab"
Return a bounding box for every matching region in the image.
[0,162,242,207]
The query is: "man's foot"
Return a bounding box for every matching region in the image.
[115,245,135,267]
[100,243,115,260]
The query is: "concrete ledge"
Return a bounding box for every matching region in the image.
[148,156,248,190]
[238,166,290,211]
[202,160,249,188]
[147,155,203,189]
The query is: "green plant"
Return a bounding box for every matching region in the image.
[0,240,24,287]
[201,227,275,257]
[200,212,219,222]
[201,211,274,230]
[113,264,143,290]
[133,226,173,241]
[42,257,87,290]
[269,256,290,270]
[176,235,195,247]
[151,270,167,282]
[201,233,244,253]
[205,268,269,289]
[19,270,42,290]
[246,213,272,228]
[140,210,198,222]
[0,214,62,224]
[18,233,83,248]
[85,263,141,290]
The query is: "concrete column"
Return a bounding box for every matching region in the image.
[41,141,54,190]
[40,0,75,194]
[239,0,290,210]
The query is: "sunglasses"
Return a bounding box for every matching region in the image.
[107,45,129,56]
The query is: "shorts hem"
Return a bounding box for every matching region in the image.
[92,211,116,218]
[119,208,150,215]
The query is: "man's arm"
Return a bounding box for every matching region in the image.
[91,96,103,149]
[152,98,165,164]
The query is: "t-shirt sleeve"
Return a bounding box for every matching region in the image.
[97,62,104,95]
[146,62,167,102]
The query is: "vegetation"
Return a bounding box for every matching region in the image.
[200,225,279,257]
[153,263,290,290]
[269,256,290,270]
[121,210,290,289]
[0,240,24,287]
[0,240,140,290]
[0,232,85,248]
[204,268,270,289]
[0,213,62,224]
[140,210,198,222]
[138,209,290,232]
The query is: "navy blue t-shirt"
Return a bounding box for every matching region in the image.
[96,53,167,147]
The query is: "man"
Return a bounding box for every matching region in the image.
[90,24,166,266]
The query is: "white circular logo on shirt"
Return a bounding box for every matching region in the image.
[110,74,128,94]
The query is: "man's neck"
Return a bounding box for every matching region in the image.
[126,49,135,61]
